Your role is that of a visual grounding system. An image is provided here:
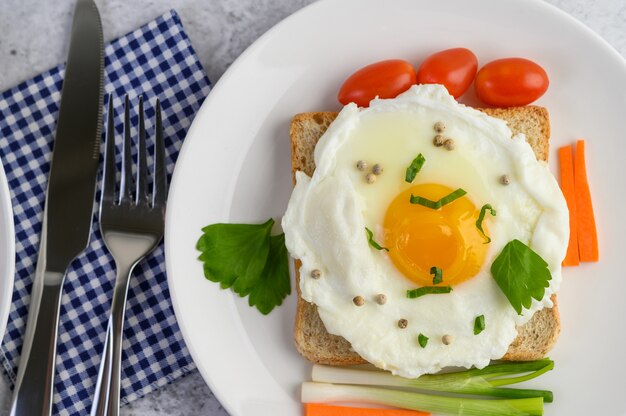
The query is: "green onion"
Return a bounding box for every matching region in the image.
[405,153,426,183]
[365,227,389,252]
[430,266,442,285]
[476,204,496,243]
[410,188,467,209]
[407,286,452,299]
[474,315,486,335]
[302,382,545,416]
[310,358,554,403]
[418,333,429,348]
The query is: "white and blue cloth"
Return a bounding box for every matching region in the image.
[0,11,211,415]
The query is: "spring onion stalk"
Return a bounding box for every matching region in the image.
[302,382,544,416]
[312,359,554,402]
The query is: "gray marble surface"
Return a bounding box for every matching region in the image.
[0,0,624,415]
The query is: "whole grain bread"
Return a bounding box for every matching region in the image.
[290,106,560,366]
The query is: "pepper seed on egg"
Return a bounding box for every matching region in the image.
[372,164,384,175]
[500,174,511,185]
[442,334,453,345]
[374,294,387,305]
[443,138,456,151]
[353,296,365,306]
[365,173,377,184]
[356,160,368,171]
[433,134,446,147]
[310,269,321,279]
[434,121,446,133]
[397,319,408,329]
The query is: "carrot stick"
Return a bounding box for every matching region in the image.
[558,145,579,266]
[305,403,430,416]
[574,140,599,262]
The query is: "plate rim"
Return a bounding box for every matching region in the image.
[0,159,15,342]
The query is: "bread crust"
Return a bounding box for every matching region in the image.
[290,108,559,366]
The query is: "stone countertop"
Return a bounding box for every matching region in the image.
[0,0,624,415]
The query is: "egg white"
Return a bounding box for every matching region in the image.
[282,85,568,378]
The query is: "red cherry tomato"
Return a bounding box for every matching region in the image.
[416,48,478,98]
[338,59,416,107]
[475,58,549,107]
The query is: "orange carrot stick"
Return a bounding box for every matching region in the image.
[558,145,579,266]
[574,140,599,262]
[305,403,430,416]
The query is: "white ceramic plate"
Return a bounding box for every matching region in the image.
[165,0,626,415]
[0,162,15,341]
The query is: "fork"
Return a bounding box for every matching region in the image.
[90,95,167,416]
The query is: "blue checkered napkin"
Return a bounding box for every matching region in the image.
[0,10,211,415]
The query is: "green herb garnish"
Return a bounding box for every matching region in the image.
[490,239,552,315]
[405,153,426,183]
[406,285,452,299]
[410,188,467,209]
[307,358,555,410]
[196,218,291,315]
[418,333,429,348]
[365,227,389,252]
[476,204,496,243]
[474,315,485,335]
[430,266,442,285]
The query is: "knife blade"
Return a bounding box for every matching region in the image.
[9,0,104,414]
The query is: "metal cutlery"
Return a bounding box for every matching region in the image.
[90,95,167,416]
[9,0,104,414]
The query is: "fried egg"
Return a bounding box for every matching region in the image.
[282,84,568,378]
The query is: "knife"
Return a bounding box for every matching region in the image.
[9,0,104,414]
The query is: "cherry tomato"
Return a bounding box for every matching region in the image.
[338,59,416,107]
[475,58,549,107]
[416,48,478,98]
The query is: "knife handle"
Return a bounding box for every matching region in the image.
[10,272,65,416]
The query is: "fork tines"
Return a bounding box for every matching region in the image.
[103,95,167,208]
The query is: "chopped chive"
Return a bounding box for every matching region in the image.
[474,315,486,335]
[365,227,389,252]
[430,266,442,285]
[410,188,467,209]
[476,204,496,243]
[406,286,452,299]
[418,333,429,348]
[405,153,426,183]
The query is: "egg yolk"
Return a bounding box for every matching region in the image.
[383,183,488,286]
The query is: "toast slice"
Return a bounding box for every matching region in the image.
[290,107,560,366]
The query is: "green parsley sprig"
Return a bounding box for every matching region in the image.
[196,218,291,315]
[490,239,552,315]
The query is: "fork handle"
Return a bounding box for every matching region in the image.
[90,263,134,416]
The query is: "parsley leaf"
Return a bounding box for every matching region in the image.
[405,153,426,183]
[196,218,291,314]
[490,239,552,315]
[247,233,291,314]
[365,227,389,252]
